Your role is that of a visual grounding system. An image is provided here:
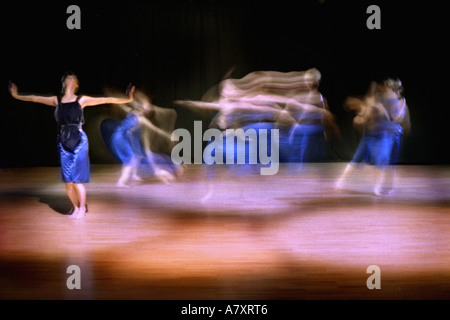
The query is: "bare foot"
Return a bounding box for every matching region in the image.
[69,207,80,218]
[75,207,86,219]
[155,169,175,184]
[116,181,129,188]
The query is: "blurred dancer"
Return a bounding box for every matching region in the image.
[9,72,134,218]
[284,69,339,166]
[102,89,179,186]
[175,68,339,200]
[175,68,339,167]
[335,79,410,195]
[175,78,283,201]
[227,68,339,167]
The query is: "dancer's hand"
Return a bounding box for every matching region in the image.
[9,82,18,98]
[127,84,135,101]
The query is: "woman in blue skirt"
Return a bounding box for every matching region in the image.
[335,79,410,195]
[9,72,135,218]
[102,89,178,187]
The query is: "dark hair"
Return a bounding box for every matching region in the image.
[60,71,79,95]
[383,78,404,97]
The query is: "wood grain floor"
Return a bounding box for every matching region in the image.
[0,163,449,300]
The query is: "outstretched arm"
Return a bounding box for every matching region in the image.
[80,86,135,108]
[9,83,58,107]
[139,116,173,141]
[174,99,222,110]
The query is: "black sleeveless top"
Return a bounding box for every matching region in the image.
[54,96,85,128]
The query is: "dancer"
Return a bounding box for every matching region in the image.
[176,68,338,168]
[174,68,338,164]
[284,70,339,166]
[9,72,135,218]
[175,68,339,201]
[102,89,179,186]
[335,78,410,195]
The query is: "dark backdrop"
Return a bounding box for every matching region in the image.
[2,0,449,167]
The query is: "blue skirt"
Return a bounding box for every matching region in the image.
[110,128,144,165]
[288,123,326,163]
[57,130,90,183]
[204,122,276,165]
[351,121,403,168]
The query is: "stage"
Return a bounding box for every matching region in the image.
[0,163,449,300]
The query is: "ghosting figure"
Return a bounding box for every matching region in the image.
[101,88,180,186]
[175,68,340,201]
[336,78,411,195]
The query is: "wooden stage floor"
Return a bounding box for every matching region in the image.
[0,163,449,300]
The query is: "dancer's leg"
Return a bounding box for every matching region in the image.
[117,165,132,187]
[374,166,395,195]
[66,183,80,216]
[374,167,385,195]
[335,163,355,189]
[131,165,142,181]
[383,165,395,193]
[72,183,87,218]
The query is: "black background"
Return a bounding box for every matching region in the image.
[2,0,449,167]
